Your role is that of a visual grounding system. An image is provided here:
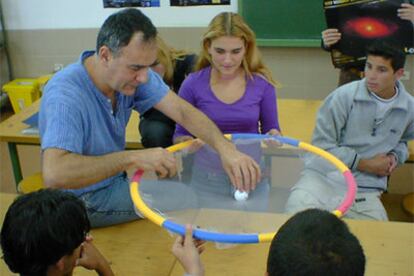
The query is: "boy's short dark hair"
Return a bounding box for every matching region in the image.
[0,189,90,275]
[366,40,406,71]
[267,209,365,276]
[96,8,157,55]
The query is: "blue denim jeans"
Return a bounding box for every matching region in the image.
[79,174,199,228]
[79,174,141,228]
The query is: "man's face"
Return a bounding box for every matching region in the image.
[364,55,403,98]
[105,33,158,96]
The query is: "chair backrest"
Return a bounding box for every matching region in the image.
[17,172,44,194]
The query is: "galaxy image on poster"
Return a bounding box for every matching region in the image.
[324,0,414,68]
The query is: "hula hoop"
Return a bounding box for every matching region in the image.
[130,134,357,243]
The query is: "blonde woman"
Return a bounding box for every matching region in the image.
[139,36,196,148]
[174,12,280,143]
[173,12,281,210]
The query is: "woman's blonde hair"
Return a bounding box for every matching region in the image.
[156,35,189,86]
[196,12,279,87]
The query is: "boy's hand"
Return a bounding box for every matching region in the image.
[398,3,414,22]
[77,241,114,276]
[172,225,205,276]
[387,153,398,174]
[321,28,342,48]
[357,153,392,177]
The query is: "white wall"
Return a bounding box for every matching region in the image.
[1,0,237,30]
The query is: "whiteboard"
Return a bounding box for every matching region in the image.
[2,0,237,30]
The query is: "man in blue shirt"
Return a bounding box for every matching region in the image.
[39,8,260,227]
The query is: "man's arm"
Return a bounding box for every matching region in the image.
[155,91,261,192]
[42,147,176,189]
[311,92,363,170]
[388,119,414,166]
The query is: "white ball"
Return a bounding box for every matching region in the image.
[234,190,249,201]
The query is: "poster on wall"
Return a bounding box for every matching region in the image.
[324,0,414,68]
[170,0,230,6]
[103,0,160,8]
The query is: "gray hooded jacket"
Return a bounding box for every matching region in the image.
[310,79,414,191]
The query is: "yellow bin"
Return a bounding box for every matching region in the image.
[37,74,53,94]
[2,78,40,113]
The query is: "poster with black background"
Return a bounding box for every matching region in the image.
[324,0,414,68]
[170,0,230,6]
[103,0,160,8]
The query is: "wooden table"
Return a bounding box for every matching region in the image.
[1,193,413,276]
[1,98,413,186]
[169,216,414,276]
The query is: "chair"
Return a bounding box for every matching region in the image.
[17,172,45,194]
[402,192,414,216]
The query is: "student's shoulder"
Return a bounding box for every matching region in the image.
[331,79,361,99]
[397,82,414,111]
[397,81,414,99]
[251,73,275,89]
[43,63,91,106]
[175,54,196,71]
[185,67,210,82]
[47,63,87,92]
[182,53,197,65]
[323,80,362,110]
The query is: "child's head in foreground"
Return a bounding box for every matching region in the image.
[1,189,90,276]
[267,208,365,276]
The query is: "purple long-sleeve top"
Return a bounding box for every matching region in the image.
[173,66,280,139]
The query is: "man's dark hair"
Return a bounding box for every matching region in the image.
[267,209,365,276]
[366,40,406,71]
[0,189,90,276]
[96,8,157,55]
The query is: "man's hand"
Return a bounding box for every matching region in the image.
[172,225,205,276]
[129,148,177,178]
[322,28,342,48]
[220,144,261,192]
[76,241,114,276]
[357,153,394,177]
[398,3,414,22]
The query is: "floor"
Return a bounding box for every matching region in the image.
[0,101,413,222]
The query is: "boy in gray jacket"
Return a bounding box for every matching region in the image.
[286,41,414,220]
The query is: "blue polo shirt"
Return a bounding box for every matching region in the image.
[39,51,169,195]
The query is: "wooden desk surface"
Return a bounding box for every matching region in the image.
[1,193,413,276]
[0,100,143,149]
[0,98,413,160]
